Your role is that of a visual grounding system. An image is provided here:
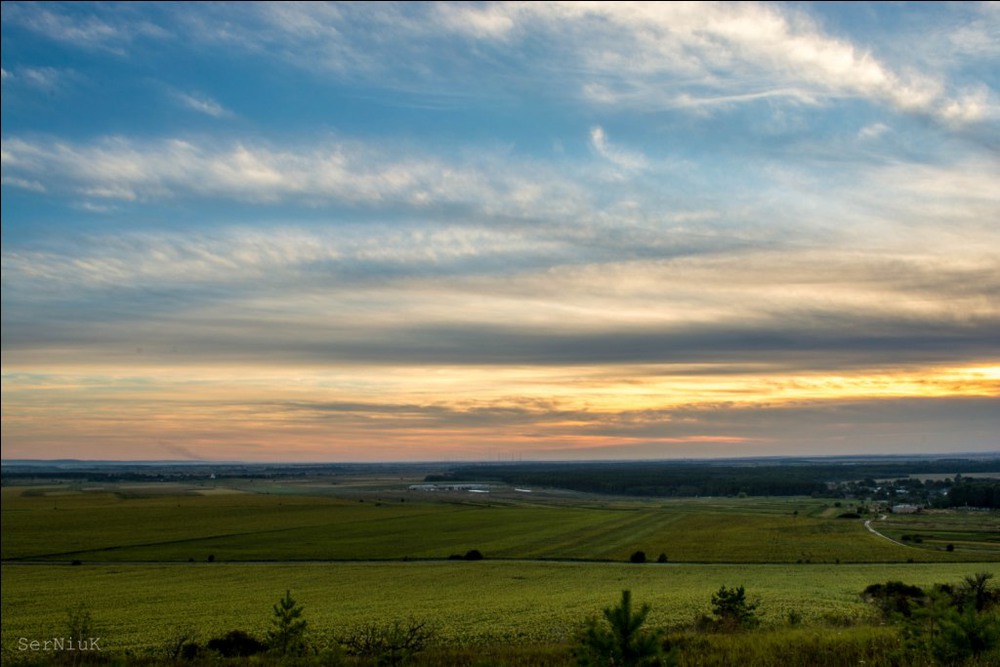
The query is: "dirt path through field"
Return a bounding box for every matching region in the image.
[864,515,911,548]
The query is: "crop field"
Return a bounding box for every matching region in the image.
[2,479,998,661]
[2,561,992,652]
[4,485,998,564]
[874,511,1000,555]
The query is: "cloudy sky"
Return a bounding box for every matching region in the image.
[2,2,998,462]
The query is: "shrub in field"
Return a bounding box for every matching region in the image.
[206,629,266,657]
[340,618,434,666]
[707,585,759,631]
[65,602,94,646]
[266,589,309,656]
[573,589,674,666]
[52,602,102,665]
[163,626,198,661]
[630,551,648,564]
[861,581,926,619]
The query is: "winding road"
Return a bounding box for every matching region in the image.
[864,514,911,548]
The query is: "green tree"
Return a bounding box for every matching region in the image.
[961,572,996,612]
[574,589,672,666]
[66,602,93,644]
[902,589,1000,665]
[62,602,98,666]
[710,585,759,631]
[266,589,308,656]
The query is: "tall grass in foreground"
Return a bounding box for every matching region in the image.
[6,626,999,666]
[403,626,999,667]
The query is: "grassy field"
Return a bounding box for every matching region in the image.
[875,511,1000,555]
[4,485,998,564]
[2,480,998,661]
[2,561,993,652]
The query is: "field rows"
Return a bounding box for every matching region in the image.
[4,484,997,659]
[5,488,994,564]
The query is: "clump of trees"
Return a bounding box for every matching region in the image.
[944,480,1000,509]
[862,580,927,618]
[863,572,1000,665]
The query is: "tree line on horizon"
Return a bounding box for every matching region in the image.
[428,461,1000,505]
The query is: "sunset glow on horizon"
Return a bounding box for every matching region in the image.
[2,2,998,461]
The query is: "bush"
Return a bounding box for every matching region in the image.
[862,581,926,619]
[630,550,647,564]
[962,572,997,612]
[65,602,93,645]
[163,626,199,661]
[902,589,1000,664]
[206,630,266,657]
[864,574,1000,665]
[340,618,434,666]
[180,642,203,661]
[709,586,759,631]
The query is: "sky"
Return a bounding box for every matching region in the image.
[1,1,998,462]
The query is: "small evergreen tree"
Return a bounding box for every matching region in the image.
[961,572,996,612]
[899,586,1000,664]
[574,589,672,666]
[266,589,308,656]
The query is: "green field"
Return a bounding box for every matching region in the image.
[2,561,991,652]
[876,511,1000,555]
[2,480,998,662]
[4,486,998,564]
